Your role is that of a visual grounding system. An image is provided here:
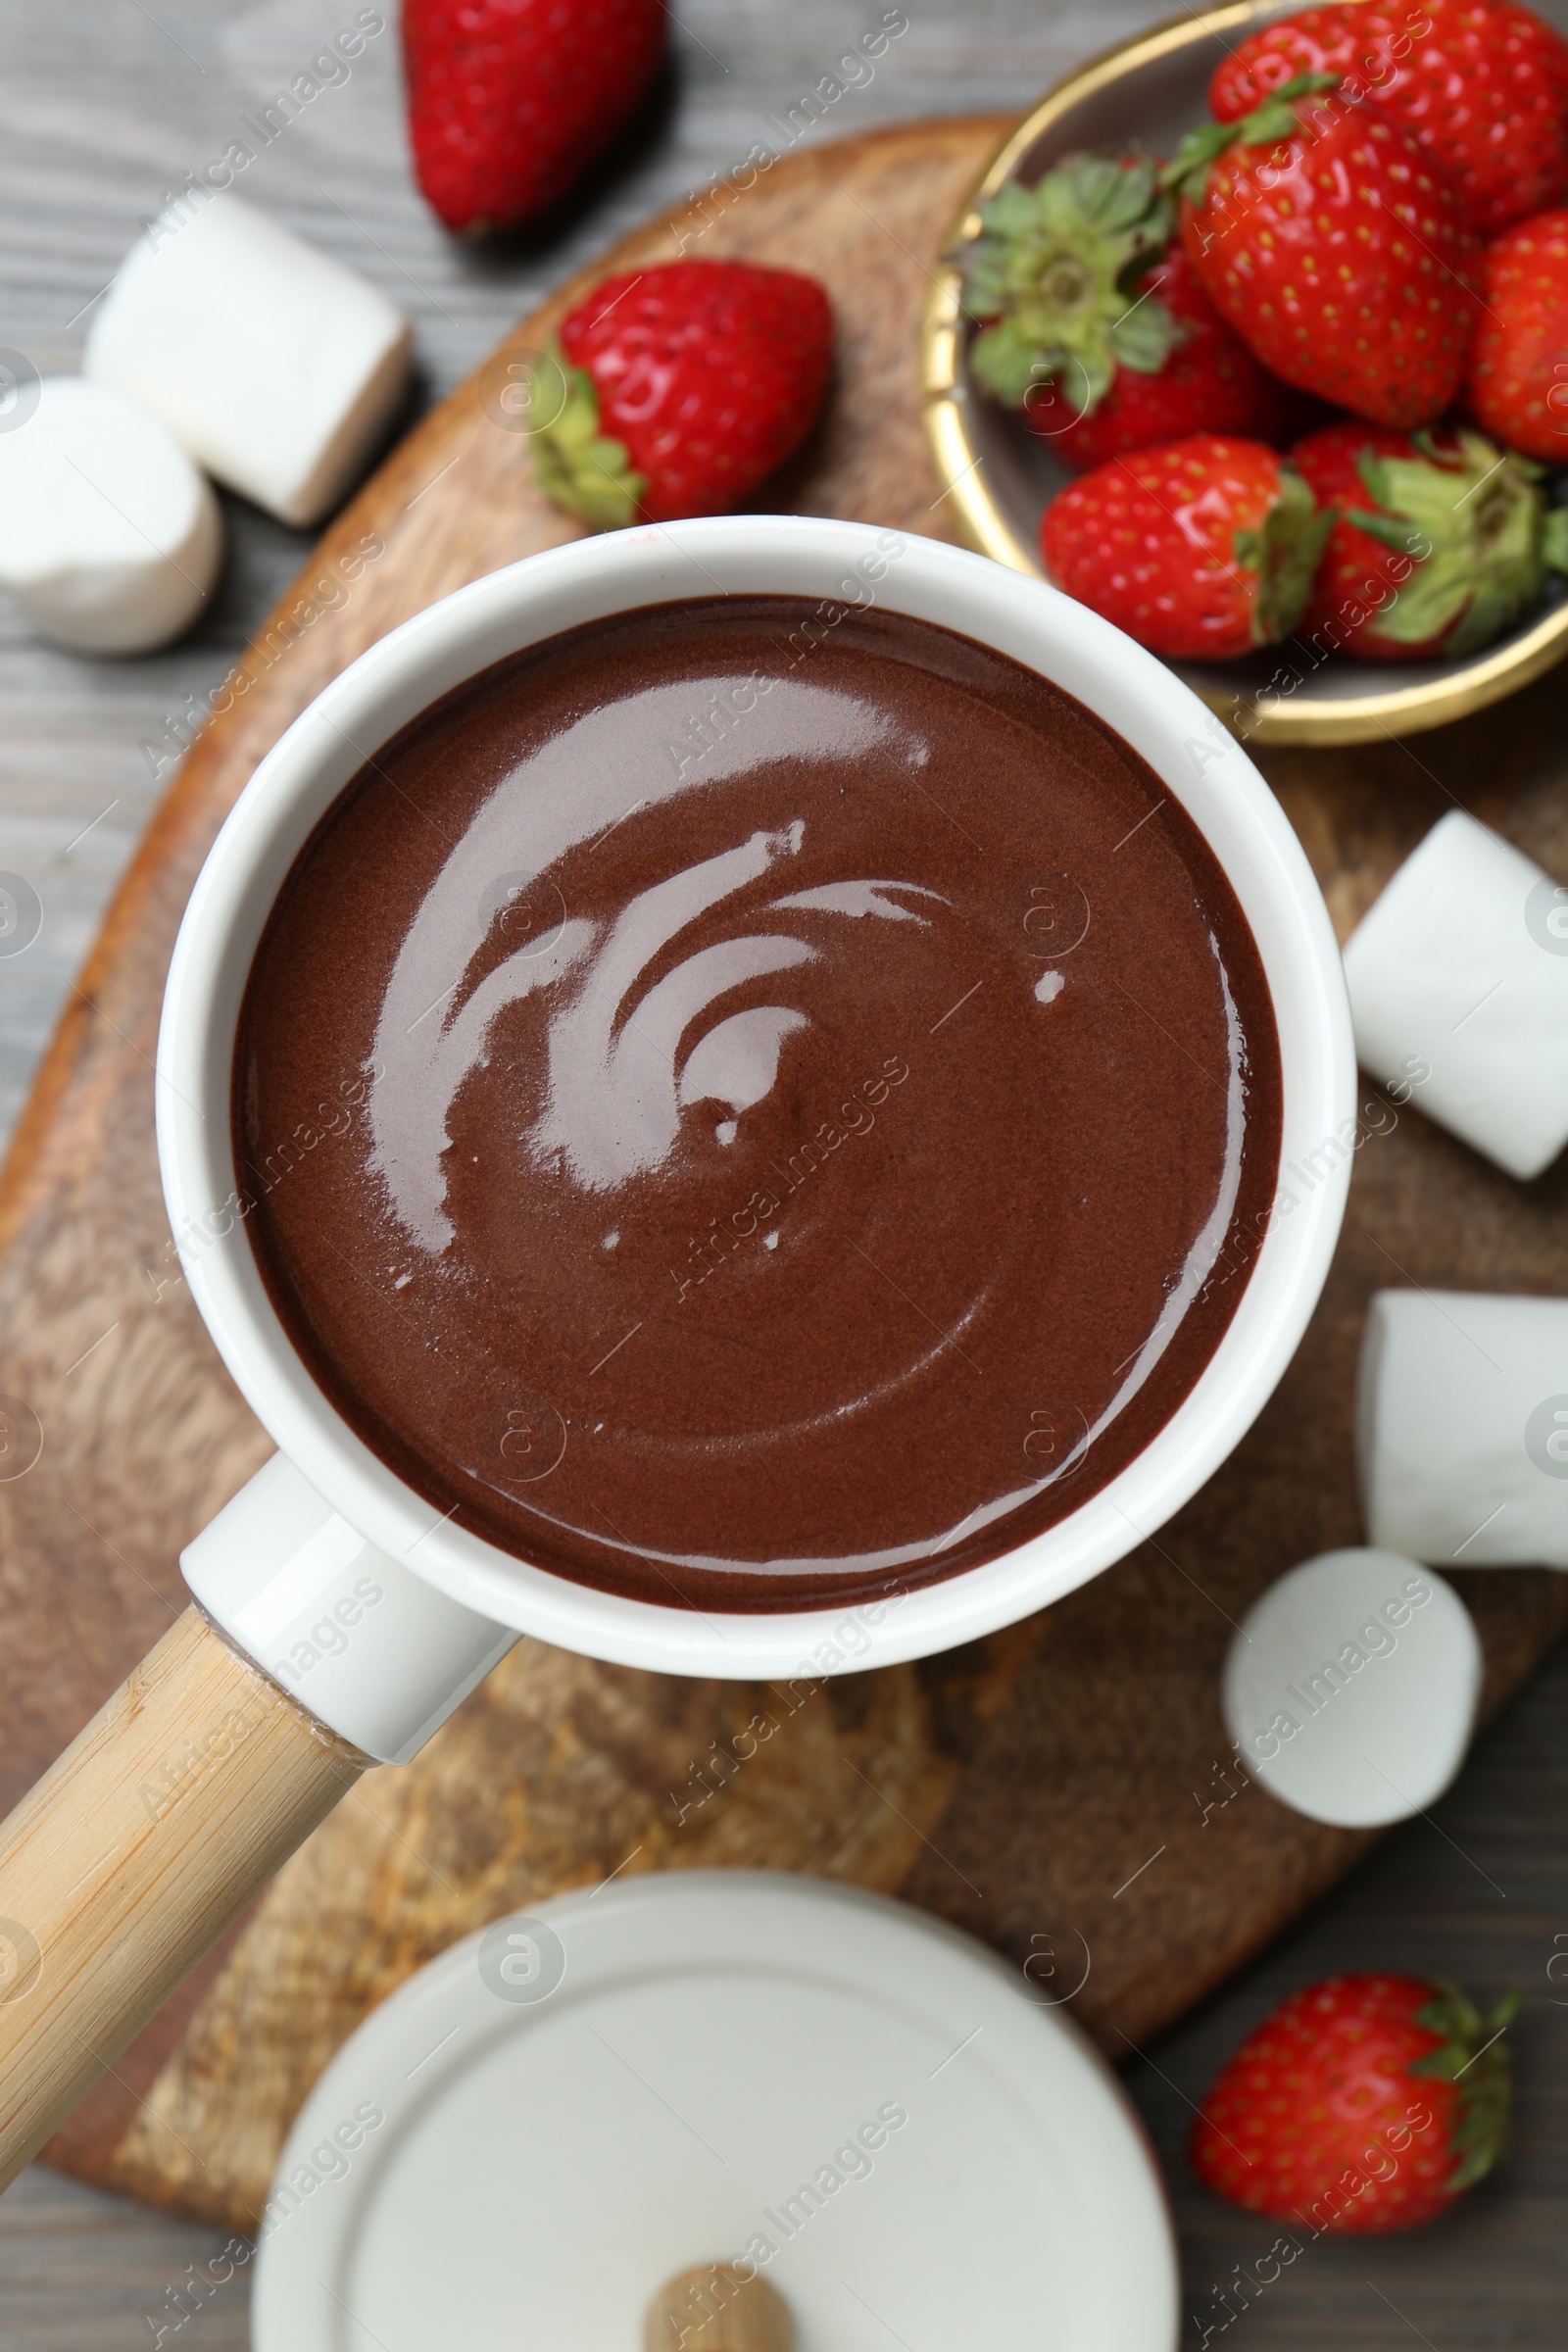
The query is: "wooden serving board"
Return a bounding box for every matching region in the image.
[3,115,1568,2233]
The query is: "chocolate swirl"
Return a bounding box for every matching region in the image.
[235,599,1281,1610]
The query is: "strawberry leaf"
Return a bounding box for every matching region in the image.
[1159,121,1238,206]
[1161,70,1345,200]
[1346,506,1425,555]
[1350,431,1547,655]
[1234,466,1335,645]
[1356,451,1394,509]
[531,357,647,531]
[964,154,1177,414]
[1161,71,1340,203]
[1408,1982,1519,2194]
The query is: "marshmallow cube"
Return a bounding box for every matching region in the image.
[1343,808,1568,1181]
[86,195,410,529]
[0,377,221,654]
[1359,1287,1568,1568]
[1223,1548,1481,1829]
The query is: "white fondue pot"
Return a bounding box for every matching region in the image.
[0,516,1353,2185]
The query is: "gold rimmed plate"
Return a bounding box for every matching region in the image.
[920,0,1568,747]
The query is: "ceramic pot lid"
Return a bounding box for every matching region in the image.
[254,1870,1177,2350]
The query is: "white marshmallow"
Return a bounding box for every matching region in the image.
[1359,1286,1568,1568]
[85,193,410,529]
[1343,808,1568,1181]
[1222,1548,1481,1829]
[0,376,221,654]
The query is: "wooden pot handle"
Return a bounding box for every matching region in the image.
[0,1605,365,2191]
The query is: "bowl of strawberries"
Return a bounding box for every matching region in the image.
[923,0,1568,745]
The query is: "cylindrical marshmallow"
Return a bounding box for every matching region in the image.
[1359,1286,1568,1568]
[1343,808,1568,1182]
[0,376,222,654]
[85,193,411,529]
[1222,1548,1481,1829]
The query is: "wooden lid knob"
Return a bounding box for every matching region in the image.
[644,2263,794,2351]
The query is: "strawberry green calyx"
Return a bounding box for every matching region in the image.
[530,356,647,531]
[1409,1982,1519,2193]
[1539,504,1568,576]
[1234,465,1336,645]
[1161,72,1342,205]
[963,156,1179,413]
[1348,429,1550,656]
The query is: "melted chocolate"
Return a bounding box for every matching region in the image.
[234,598,1281,1611]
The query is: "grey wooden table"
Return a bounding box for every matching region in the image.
[1,0,1566,2342]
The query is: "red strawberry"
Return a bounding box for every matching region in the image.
[530,262,834,528]
[1292,417,1566,658]
[403,0,666,235]
[1208,0,1568,236]
[1040,433,1333,660]
[1468,207,1568,458]
[1192,1975,1517,2232]
[1165,74,1481,427]
[963,157,1291,470]
[1054,249,1307,466]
